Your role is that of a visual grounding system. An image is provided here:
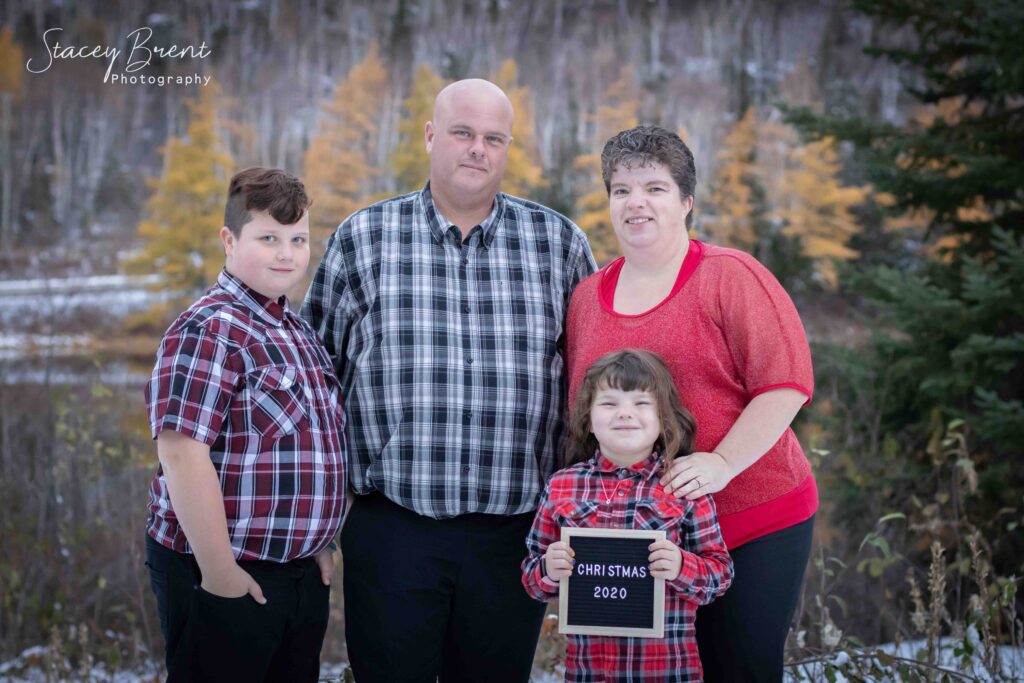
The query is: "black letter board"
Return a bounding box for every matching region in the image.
[558,527,665,638]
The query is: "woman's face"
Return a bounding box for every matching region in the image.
[608,162,693,257]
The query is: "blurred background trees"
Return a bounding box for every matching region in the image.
[125,86,233,328]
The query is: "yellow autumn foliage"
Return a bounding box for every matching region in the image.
[574,66,639,265]
[491,59,545,199]
[304,42,389,247]
[706,107,758,250]
[126,85,234,323]
[778,136,868,286]
[0,26,24,95]
[392,63,447,193]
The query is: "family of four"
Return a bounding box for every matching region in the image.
[143,78,816,682]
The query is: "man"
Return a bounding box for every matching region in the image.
[302,79,596,682]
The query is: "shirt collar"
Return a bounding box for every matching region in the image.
[419,182,504,248]
[591,449,663,480]
[217,269,290,326]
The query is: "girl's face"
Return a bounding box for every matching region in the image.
[589,385,661,468]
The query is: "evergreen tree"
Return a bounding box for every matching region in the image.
[491,59,545,199]
[391,63,446,193]
[788,0,1024,564]
[304,42,389,246]
[126,85,233,325]
[574,66,639,265]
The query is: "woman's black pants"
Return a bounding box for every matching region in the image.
[696,515,814,682]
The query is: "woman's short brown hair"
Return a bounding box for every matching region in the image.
[565,349,697,473]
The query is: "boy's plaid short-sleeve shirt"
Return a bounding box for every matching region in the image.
[522,451,734,682]
[146,270,346,562]
[301,184,597,519]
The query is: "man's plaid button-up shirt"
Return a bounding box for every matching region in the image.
[302,184,596,518]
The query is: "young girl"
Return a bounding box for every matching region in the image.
[522,349,733,682]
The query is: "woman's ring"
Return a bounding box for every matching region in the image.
[695,477,702,489]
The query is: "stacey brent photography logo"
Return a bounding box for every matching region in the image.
[25,26,212,87]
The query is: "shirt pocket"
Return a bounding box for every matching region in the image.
[246,365,310,439]
[634,497,687,533]
[552,500,599,528]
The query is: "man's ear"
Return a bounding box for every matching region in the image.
[424,121,434,153]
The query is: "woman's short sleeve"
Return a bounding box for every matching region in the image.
[706,252,813,402]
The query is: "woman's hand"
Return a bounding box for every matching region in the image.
[648,539,683,581]
[544,541,575,580]
[660,451,733,500]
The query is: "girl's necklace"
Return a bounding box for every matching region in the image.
[599,473,621,505]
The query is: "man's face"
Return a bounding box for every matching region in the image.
[220,210,310,300]
[425,89,513,203]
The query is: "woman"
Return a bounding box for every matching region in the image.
[565,125,816,682]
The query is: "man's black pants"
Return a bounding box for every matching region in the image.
[696,515,815,682]
[145,534,330,683]
[341,492,546,683]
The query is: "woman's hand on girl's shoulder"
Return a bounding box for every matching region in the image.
[660,451,733,501]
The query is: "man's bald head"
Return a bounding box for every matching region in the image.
[433,79,514,125]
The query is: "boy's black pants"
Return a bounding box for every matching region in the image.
[145,534,330,683]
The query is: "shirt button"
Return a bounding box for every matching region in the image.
[462,257,469,266]
[466,358,474,365]
[464,410,473,421]
[462,304,471,313]
[618,491,626,497]
[462,465,471,474]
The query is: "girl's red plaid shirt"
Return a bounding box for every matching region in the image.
[522,450,733,682]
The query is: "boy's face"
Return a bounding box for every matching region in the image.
[220,210,310,300]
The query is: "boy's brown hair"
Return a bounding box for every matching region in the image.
[565,349,697,474]
[223,167,311,236]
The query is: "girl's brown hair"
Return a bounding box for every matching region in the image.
[565,349,697,473]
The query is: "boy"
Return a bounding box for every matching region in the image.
[144,167,346,682]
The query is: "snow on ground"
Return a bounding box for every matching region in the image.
[2,641,1021,681]
[785,638,1024,682]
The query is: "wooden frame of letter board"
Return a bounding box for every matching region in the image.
[558,527,666,638]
